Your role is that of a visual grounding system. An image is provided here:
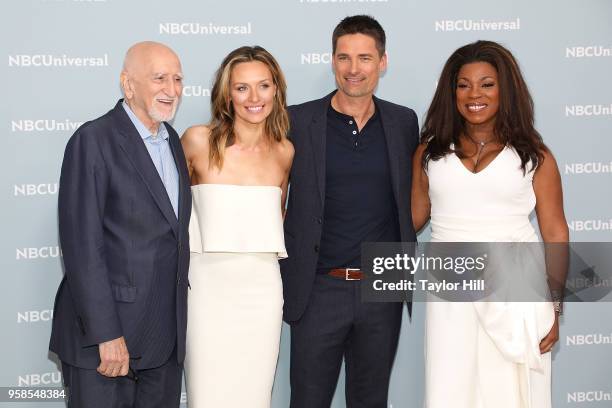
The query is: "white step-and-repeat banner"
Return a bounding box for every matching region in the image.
[3,0,611,406]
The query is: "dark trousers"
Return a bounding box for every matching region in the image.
[61,347,182,408]
[289,274,403,408]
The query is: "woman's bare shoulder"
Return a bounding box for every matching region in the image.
[275,137,295,170]
[534,146,560,176]
[181,125,211,155]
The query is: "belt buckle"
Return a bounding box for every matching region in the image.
[345,268,360,281]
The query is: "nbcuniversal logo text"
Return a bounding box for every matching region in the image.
[567,391,612,403]
[435,18,520,32]
[568,219,612,232]
[14,183,58,196]
[183,85,211,97]
[17,309,54,323]
[11,119,84,132]
[8,54,108,67]
[301,53,332,64]
[16,246,62,260]
[565,162,612,175]
[566,45,612,58]
[566,276,611,291]
[566,333,612,346]
[18,371,61,386]
[159,22,252,35]
[565,104,612,116]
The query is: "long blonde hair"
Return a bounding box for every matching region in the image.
[208,46,289,169]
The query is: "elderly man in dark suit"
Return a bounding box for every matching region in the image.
[49,41,191,407]
[280,15,419,408]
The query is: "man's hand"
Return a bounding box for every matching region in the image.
[539,312,560,354]
[97,336,129,377]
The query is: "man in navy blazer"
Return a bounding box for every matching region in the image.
[280,16,419,407]
[49,42,191,407]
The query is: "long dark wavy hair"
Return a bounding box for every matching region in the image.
[421,40,546,172]
[208,46,289,169]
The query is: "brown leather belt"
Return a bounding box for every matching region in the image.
[327,268,364,281]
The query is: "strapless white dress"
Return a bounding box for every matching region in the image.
[184,184,286,408]
[424,147,555,408]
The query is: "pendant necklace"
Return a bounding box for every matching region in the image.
[466,133,494,173]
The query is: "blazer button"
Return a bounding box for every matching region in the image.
[314,245,319,253]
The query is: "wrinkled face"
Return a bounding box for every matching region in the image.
[229,61,276,126]
[123,49,183,129]
[455,61,500,128]
[332,33,387,99]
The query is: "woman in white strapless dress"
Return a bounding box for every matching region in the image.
[180,46,293,408]
[412,41,569,408]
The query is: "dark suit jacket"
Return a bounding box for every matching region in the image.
[49,100,191,370]
[280,91,419,323]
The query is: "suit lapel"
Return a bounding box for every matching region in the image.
[167,127,190,230]
[375,97,402,208]
[112,102,179,238]
[309,92,335,206]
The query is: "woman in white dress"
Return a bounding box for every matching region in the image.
[181,46,294,408]
[411,41,568,408]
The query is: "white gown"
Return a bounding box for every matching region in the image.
[185,184,286,408]
[425,146,555,408]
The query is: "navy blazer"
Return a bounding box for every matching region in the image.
[280,92,419,323]
[49,100,191,369]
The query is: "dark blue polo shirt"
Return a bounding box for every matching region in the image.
[316,104,400,271]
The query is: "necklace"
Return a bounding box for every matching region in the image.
[465,133,494,173]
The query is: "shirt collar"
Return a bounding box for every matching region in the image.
[327,102,379,123]
[122,101,168,141]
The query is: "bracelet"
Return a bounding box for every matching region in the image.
[553,300,563,315]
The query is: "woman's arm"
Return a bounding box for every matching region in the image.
[411,143,431,233]
[533,149,569,354]
[279,139,295,218]
[180,125,210,184]
[534,150,569,243]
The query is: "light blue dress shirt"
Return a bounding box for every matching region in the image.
[122,102,179,218]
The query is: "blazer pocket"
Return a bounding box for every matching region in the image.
[111,284,137,303]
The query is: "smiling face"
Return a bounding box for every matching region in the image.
[229,60,276,126]
[121,44,183,131]
[332,33,387,99]
[455,61,500,130]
